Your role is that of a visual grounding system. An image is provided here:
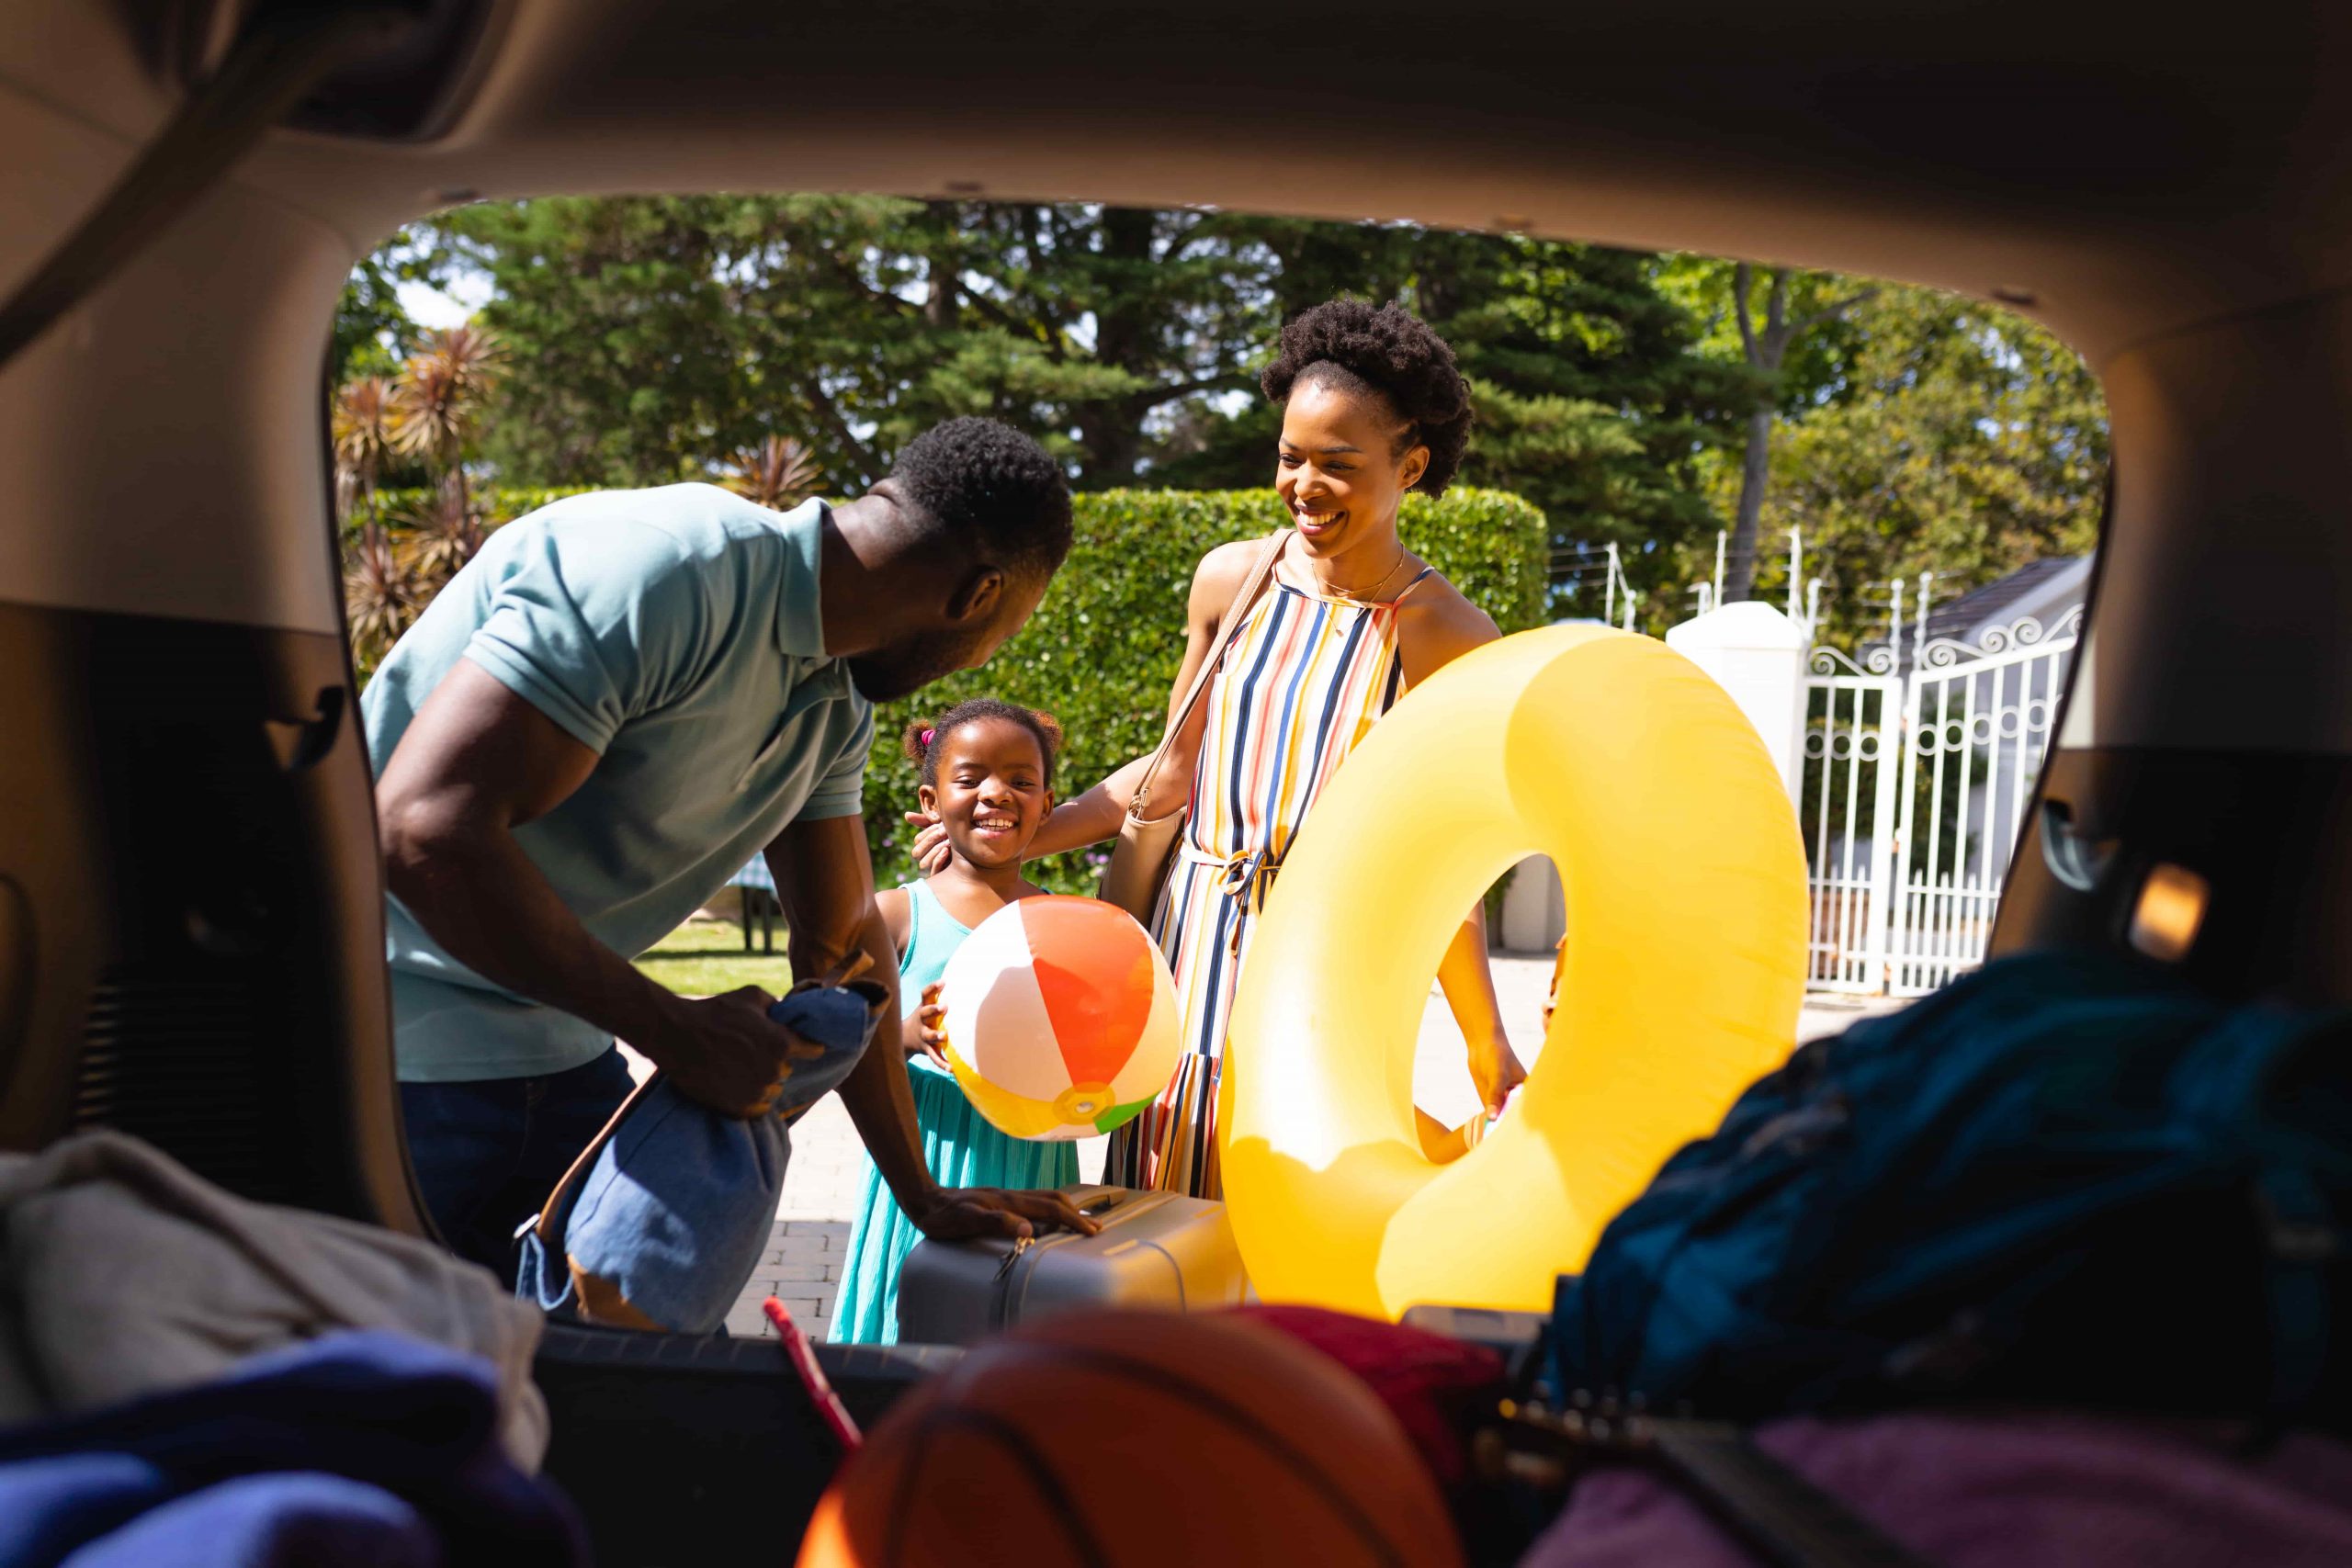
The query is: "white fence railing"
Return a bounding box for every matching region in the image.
[1797,590,2082,996]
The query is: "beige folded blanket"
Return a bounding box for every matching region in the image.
[0,1129,548,1468]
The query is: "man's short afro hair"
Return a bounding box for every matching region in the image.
[889,416,1073,582]
[1259,299,1474,496]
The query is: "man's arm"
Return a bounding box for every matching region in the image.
[767,814,1095,1242]
[377,659,811,1116]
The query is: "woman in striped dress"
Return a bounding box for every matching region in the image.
[913,300,1528,1198]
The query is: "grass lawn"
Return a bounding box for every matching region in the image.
[632,916,797,998]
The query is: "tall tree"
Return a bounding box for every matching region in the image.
[1757,286,2107,648]
[1720,265,1877,602]
[341,200,2105,646]
[1162,221,1738,618]
[433,196,1275,491]
[329,226,437,383]
[1436,237,1739,616]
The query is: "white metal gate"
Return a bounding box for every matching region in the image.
[1799,600,2082,996]
[1799,644,1902,991]
[1884,605,2083,995]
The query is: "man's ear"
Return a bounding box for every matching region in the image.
[946,565,1005,626]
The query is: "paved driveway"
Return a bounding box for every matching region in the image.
[662,955,1905,1340]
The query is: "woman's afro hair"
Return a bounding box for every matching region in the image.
[901,698,1065,788]
[1259,299,1473,496]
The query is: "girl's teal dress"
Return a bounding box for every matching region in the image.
[829,881,1078,1343]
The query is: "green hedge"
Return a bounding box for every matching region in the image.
[860,487,1550,892]
[354,482,1546,895]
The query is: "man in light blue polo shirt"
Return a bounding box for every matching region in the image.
[365,417,1089,1270]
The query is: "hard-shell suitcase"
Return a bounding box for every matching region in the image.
[897,1183,1247,1345]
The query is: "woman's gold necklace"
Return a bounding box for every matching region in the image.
[1321,540,1410,604]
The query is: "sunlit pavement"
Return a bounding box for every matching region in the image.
[614,956,1908,1339]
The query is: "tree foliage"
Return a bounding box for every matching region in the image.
[330,197,2109,652]
[338,482,1548,886]
[334,326,505,674]
[329,228,442,382]
[420,196,1272,492]
[859,486,1551,892]
[1726,287,2108,649]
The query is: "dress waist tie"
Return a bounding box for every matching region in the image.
[1180,840,1287,958]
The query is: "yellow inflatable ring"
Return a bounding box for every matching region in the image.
[1218,625,1809,1318]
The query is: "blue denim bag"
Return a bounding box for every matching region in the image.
[516,978,888,1333]
[1550,952,2352,1427]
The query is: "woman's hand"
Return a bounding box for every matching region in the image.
[901,809,952,874]
[899,981,950,1070]
[1467,1030,1527,1120]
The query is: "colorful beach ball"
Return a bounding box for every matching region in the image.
[936,897,1183,1141]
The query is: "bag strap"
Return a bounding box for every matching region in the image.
[1126,531,1286,818]
[528,964,890,1250]
[529,1069,663,1250]
[1490,1404,1937,1568]
[1645,1421,1937,1568]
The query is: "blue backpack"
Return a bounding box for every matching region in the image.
[1550,953,2352,1429]
[517,978,887,1334]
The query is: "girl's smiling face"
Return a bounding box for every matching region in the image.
[1275,375,1430,569]
[919,716,1054,870]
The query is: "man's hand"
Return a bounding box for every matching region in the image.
[639,986,825,1118]
[1468,1031,1528,1121]
[907,1186,1101,1243]
[901,810,953,875]
[899,981,950,1069]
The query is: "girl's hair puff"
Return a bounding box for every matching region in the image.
[901,698,1065,788]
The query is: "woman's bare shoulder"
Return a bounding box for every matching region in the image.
[1396,570,1502,682]
[1197,535,1270,587]
[1401,570,1500,639]
[1189,534,1280,615]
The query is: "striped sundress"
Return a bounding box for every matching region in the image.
[1106,547,1435,1199]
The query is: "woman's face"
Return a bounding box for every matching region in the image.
[918,717,1053,870]
[1275,376,1430,565]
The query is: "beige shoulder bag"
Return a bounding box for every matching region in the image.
[1095,532,1286,921]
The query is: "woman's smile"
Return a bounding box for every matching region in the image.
[1289,499,1345,538]
[1274,376,1429,579]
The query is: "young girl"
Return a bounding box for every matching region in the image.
[830,698,1075,1344]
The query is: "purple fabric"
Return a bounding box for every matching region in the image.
[1526,1411,2352,1568]
[60,1473,436,1568]
[0,1332,582,1568]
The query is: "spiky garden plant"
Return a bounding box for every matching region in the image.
[720,434,825,512]
[390,324,503,514]
[404,477,485,593]
[332,375,396,529]
[344,522,416,673]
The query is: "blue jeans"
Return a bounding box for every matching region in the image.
[401,1050,637,1275]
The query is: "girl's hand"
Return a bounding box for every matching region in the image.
[901,810,953,875]
[899,981,950,1070]
[1468,1031,1527,1120]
